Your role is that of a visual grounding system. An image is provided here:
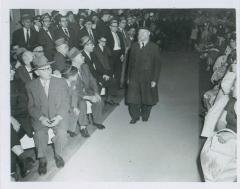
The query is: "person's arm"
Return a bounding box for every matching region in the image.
[152,45,161,83]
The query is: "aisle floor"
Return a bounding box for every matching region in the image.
[51,51,201,182]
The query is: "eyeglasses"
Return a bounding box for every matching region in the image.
[37,67,52,71]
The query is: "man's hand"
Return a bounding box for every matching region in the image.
[49,115,63,127]
[103,75,110,81]
[11,116,21,132]
[151,81,156,88]
[120,55,125,62]
[73,108,80,115]
[52,70,62,78]
[39,116,52,127]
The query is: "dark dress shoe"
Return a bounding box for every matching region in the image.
[93,123,105,129]
[142,117,149,122]
[80,128,90,138]
[54,155,65,168]
[18,155,34,177]
[67,131,77,137]
[130,118,139,124]
[38,158,47,175]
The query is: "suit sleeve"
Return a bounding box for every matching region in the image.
[12,31,18,46]
[57,80,70,119]
[152,45,161,83]
[26,84,43,121]
[83,64,99,94]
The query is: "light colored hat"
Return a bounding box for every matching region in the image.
[55,37,67,47]
[31,56,54,72]
[67,47,81,59]
[80,36,92,47]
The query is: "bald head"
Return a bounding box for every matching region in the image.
[138,28,150,42]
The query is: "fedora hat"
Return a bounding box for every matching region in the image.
[55,37,68,47]
[80,36,93,47]
[67,47,81,59]
[31,56,54,72]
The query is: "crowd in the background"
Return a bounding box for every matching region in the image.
[194,13,237,182]
[9,9,236,181]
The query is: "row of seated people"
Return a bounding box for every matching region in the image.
[10,34,125,180]
[197,21,237,182]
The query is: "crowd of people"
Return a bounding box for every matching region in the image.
[194,12,237,181]
[10,9,163,180]
[9,9,237,182]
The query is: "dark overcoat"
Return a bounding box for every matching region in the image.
[126,41,161,105]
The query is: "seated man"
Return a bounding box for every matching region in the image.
[61,65,89,138]
[68,47,106,136]
[26,56,69,175]
[92,36,119,105]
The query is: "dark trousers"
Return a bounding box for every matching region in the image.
[128,103,152,120]
[112,50,122,87]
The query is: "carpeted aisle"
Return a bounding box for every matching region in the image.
[51,51,200,182]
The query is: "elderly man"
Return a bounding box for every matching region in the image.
[38,13,56,61]
[12,14,39,50]
[26,56,69,175]
[126,28,161,124]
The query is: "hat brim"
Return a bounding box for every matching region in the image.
[30,61,55,72]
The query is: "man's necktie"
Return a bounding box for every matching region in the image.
[64,28,70,37]
[45,29,52,40]
[43,80,49,97]
[141,42,145,49]
[26,29,30,47]
[88,30,95,43]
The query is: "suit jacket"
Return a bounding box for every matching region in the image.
[38,28,56,61]
[78,27,98,45]
[92,45,113,77]
[53,51,68,72]
[15,65,34,85]
[106,31,125,55]
[12,28,39,50]
[95,19,111,40]
[54,26,77,48]
[26,77,69,130]
[75,64,99,97]
[81,51,101,84]
[126,41,161,105]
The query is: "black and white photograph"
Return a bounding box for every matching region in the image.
[0,0,239,188]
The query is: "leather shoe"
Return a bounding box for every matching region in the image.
[130,118,139,124]
[93,123,105,129]
[54,155,65,168]
[142,117,148,122]
[38,158,47,175]
[80,128,90,138]
[67,131,77,137]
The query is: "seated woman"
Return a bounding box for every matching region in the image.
[61,65,89,138]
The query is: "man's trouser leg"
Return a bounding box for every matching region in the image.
[128,103,141,120]
[141,104,152,120]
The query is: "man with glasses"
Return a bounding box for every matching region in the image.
[26,55,69,175]
[92,36,119,105]
[38,13,56,61]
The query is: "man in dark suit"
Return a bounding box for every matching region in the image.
[92,36,119,105]
[106,19,125,88]
[12,14,39,51]
[38,13,56,61]
[54,15,77,48]
[78,17,98,45]
[26,55,69,175]
[126,28,161,124]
